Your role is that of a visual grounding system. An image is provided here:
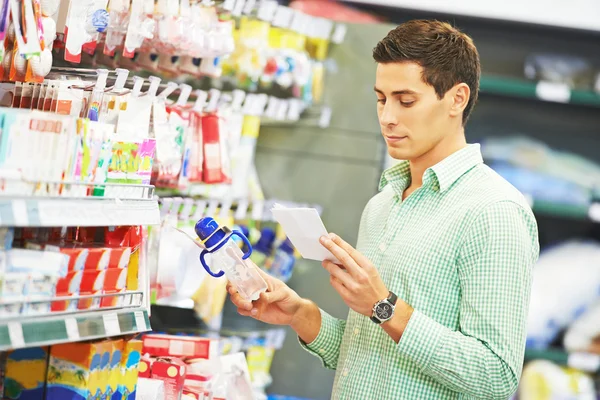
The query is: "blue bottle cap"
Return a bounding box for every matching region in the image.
[240,225,250,240]
[254,227,276,254]
[279,238,294,254]
[195,217,226,249]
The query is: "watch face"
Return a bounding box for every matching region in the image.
[375,303,393,320]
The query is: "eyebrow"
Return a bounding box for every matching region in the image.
[374,87,418,96]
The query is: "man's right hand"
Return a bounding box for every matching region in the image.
[227,264,322,343]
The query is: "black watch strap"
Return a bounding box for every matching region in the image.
[370,291,398,324]
[388,291,398,305]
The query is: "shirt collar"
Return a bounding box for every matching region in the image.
[379,144,484,195]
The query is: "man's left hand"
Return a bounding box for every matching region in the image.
[319,233,389,317]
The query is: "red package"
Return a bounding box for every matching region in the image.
[103,268,128,291]
[78,269,106,310]
[150,357,187,400]
[52,271,83,311]
[108,247,131,269]
[142,334,219,360]
[138,356,153,378]
[188,111,203,182]
[105,226,132,247]
[84,247,111,270]
[201,113,224,184]
[100,288,126,308]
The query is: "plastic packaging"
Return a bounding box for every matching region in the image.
[270,238,296,282]
[250,227,275,269]
[196,217,267,301]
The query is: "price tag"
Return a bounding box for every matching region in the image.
[205,89,222,113]
[251,201,264,221]
[8,322,24,348]
[103,313,120,336]
[254,94,269,116]
[272,5,293,29]
[231,90,246,111]
[257,0,277,22]
[65,318,80,341]
[319,106,332,128]
[265,96,279,119]
[287,99,302,121]
[568,352,600,372]
[135,311,147,331]
[12,200,28,226]
[222,0,236,11]
[331,24,347,44]
[231,0,246,16]
[276,100,289,121]
[242,0,256,14]
[219,198,233,220]
[536,81,571,103]
[588,203,600,222]
[235,198,249,220]
[206,199,220,218]
[192,200,208,221]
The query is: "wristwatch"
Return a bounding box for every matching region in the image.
[370,292,398,324]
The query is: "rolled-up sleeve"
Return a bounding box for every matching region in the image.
[396,200,539,399]
[299,309,346,370]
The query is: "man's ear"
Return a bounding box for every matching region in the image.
[449,83,470,119]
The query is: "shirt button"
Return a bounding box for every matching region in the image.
[379,243,387,252]
[342,368,349,377]
[354,328,359,335]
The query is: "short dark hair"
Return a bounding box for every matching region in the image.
[373,20,481,125]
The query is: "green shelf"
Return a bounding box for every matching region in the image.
[0,308,151,351]
[480,76,600,108]
[532,199,591,220]
[525,348,600,373]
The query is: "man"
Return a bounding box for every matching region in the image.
[229,19,539,399]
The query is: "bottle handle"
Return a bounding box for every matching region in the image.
[231,230,253,260]
[199,250,225,278]
[199,230,252,277]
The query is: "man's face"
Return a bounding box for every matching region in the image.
[375,62,454,161]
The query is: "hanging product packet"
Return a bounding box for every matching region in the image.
[188,90,207,183]
[152,82,185,188]
[164,83,194,189]
[98,68,131,124]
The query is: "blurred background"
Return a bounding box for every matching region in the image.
[0,1,598,399]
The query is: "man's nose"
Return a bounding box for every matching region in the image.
[379,103,398,127]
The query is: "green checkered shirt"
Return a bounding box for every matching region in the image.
[302,144,539,399]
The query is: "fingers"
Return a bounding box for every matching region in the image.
[330,275,352,299]
[328,233,373,270]
[228,284,253,311]
[320,234,362,277]
[322,260,354,289]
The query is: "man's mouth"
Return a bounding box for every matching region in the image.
[385,135,407,143]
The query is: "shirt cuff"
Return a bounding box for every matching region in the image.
[397,309,447,372]
[298,309,343,369]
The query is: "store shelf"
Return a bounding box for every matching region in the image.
[525,348,600,373]
[524,194,600,222]
[0,197,160,227]
[0,307,151,351]
[480,76,600,108]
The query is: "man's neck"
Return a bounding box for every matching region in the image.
[408,131,467,189]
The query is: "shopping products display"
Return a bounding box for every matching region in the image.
[150,197,305,330]
[0,338,143,400]
[0,225,144,316]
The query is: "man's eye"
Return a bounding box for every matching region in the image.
[400,101,415,107]
[377,99,386,104]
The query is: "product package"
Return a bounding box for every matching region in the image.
[3,347,50,400]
